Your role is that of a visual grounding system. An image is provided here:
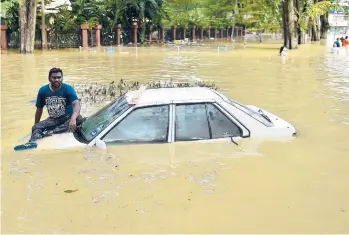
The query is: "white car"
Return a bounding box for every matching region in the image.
[35,86,297,150]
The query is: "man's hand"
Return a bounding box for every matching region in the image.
[69,118,77,132]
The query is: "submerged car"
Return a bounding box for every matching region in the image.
[35,86,297,150]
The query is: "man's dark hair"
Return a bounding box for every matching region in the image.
[48,67,63,78]
[279,46,285,55]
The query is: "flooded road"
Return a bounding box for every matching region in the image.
[1,42,349,233]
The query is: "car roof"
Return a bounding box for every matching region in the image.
[127,87,226,105]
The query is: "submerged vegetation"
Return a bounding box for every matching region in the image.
[73,79,218,105]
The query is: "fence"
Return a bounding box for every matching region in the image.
[50,29,81,49]
[101,28,116,46]
[6,29,42,49]
[5,26,279,49]
[6,29,81,49]
[7,31,19,49]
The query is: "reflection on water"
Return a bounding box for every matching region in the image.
[1,43,349,233]
[325,48,349,125]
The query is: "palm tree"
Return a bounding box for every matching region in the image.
[114,0,167,42]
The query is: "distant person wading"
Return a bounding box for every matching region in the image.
[30,67,84,142]
[334,38,341,47]
[341,36,349,47]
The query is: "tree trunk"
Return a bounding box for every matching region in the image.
[295,0,302,44]
[19,0,27,53]
[285,0,298,49]
[320,13,329,39]
[311,0,321,41]
[308,23,312,41]
[141,23,146,43]
[300,31,306,44]
[282,0,288,47]
[282,0,298,49]
[316,21,320,41]
[299,1,308,44]
[311,20,320,41]
[20,0,38,54]
[41,0,47,50]
[26,0,37,52]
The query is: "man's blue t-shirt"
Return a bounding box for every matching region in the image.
[35,83,79,119]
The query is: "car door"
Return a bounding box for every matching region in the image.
[168,102,249,163]
[101,104,171,145]
[96,104,175,165]
[172,102,249,143]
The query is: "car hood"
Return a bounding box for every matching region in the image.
[35,132,87,150]
[246,105,297,133]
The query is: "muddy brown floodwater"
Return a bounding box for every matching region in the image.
[1,43,349,233]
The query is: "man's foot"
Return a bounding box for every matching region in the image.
[14,142,38,151]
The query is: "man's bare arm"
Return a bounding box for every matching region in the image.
[35,108,43,124]
[71,100,81,120]
[69,100,81,131]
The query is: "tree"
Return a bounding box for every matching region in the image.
[19,0,38,53]
[40,0,47,49]
[113,0,167,43]
[297,0,332,42]
[284,0,298,48]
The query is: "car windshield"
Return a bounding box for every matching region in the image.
[228,99,274,127]
[79,96,133,142]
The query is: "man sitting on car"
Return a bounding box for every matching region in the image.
[30,67,84,142]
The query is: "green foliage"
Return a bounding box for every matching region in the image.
[6,0,344,46]
[49,5,78,30]
[0,0,21,18]
[309,0,332,19]
[163,0,236,28]
[298,0,332,32]
[70,0,102,25]
[234,0,282,33]
[1,0,21,30]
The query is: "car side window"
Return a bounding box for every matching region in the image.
[206,103,241,138]
[175,103,210,141]
[102,105,169,144]
[175,103,241,141]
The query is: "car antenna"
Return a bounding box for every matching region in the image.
[230,137,239,146]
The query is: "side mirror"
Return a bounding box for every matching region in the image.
[95,139,107,150]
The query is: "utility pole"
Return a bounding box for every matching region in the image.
[41,0,47,50]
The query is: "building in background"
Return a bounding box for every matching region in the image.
[44,0,72,13]
[327,0,349,46]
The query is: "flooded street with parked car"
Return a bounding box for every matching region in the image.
[1,42,349,233]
